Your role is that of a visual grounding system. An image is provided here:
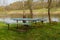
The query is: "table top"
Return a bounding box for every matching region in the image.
[4,18,46,24]
[12,18,46,21]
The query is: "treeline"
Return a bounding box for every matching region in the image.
[4,0,60,10]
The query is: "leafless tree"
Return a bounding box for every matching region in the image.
[48,0,52,23]
[27,0,33,18]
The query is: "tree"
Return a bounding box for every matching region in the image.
[56,0,60,7]
[0,7,4,11]
[22,0,26,23]
[48,0,52,23]
[27,0,33,18]
[40,0,44,8]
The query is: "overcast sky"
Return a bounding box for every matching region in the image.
[0,0,22,6]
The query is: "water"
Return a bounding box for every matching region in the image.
[44,17,60,23]
[0,17,60,24]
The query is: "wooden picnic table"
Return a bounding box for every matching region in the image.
[5,18,46,29]
[12,18,46,28]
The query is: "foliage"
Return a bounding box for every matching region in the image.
[0,7,5,11]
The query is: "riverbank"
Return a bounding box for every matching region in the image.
[0,22,60,40]
[0,13,60,18]
[0,8,60,18]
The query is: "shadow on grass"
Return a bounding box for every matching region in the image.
[8,22,46,33]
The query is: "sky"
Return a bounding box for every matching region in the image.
[8,0,22,4]
[0,0,22,6]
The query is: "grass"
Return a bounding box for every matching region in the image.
[0,22,60,40]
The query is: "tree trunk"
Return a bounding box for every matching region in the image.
[16,20,18,29]
[48,0,52,24]
[29,6,33,18]
[28,0,33,18]
[22,0,26,23]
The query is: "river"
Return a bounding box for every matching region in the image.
[0,17,60,24]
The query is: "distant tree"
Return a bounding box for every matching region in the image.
[5,1,23,10]
[23,0,25,15]
[56,0,60,7]
[0,7,4,11]
[40,0,44,8]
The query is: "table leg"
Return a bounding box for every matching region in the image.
[7,24,9,30]
[16,20,18,29]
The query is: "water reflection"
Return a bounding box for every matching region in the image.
[44,17,60,22]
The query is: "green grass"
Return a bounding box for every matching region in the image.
[0,22,60,40]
